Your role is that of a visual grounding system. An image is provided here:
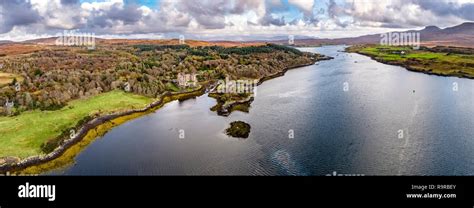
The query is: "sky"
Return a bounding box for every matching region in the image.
[0,0,473,41]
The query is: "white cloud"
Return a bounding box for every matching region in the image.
[0,0,473,41]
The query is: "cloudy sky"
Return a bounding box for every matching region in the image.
[0,0,473,41]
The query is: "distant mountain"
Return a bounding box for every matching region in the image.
[6,22,474,49]
[270,22,474,48]
[442,22,474,35]
[0,40,13,45]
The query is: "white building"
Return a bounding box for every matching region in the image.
[177,73,197,87]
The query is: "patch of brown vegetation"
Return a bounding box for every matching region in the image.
[98,39,265,47]
[0,44,45,56]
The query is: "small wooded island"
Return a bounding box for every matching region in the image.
[225,121,251,138]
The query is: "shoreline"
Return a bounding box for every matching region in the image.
[0,53,333,174]
[347,48,474,80]
[0,86,207,174]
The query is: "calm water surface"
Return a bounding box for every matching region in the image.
[49,45,474,175]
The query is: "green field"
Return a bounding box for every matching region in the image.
[347,45,474,78]
[0,90,153,159]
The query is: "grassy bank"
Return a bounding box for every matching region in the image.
[346,45,474,79]
[17,109,151,174]
[0,90,153,159]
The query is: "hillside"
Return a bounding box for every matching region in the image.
[272,22,474,48]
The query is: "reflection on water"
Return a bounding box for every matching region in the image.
[50,45,474,175]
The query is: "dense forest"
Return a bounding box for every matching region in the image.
[0,44,321,116]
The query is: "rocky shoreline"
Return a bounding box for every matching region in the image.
[348,48,474,80]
